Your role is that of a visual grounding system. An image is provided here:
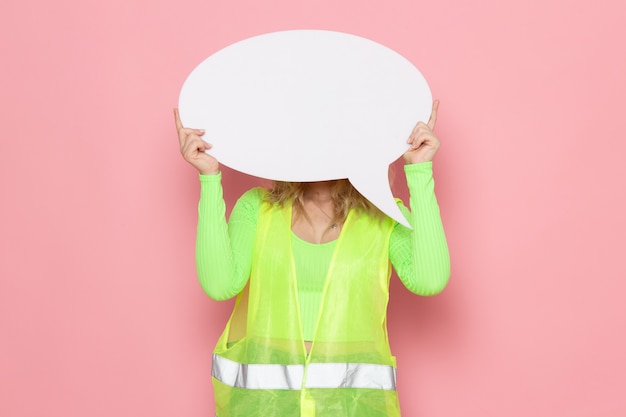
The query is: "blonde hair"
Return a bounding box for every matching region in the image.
[265,179,384,224]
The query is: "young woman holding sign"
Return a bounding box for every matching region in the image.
[175,101,449,417]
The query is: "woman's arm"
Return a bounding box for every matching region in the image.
[174,108,259,300]
[389,100,450,295]
[390,162,450,295]
[195,175,261,300]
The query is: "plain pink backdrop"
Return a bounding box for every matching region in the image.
[1,0,625,416]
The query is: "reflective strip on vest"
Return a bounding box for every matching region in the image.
[212,354,304,390]
[212,354,396,391]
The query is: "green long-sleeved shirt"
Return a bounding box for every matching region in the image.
[196,162,450,340]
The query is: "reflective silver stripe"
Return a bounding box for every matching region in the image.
[305,362,396,390]
[212,354,396,390]
[212,354,304,389]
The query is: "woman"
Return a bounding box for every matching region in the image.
[175,101,450,417]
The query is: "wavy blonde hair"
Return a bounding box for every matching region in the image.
[265,179,384,224]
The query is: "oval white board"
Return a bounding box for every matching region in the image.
[179,30,432,227]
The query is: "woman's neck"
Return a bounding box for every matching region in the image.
[293,181,341,244]
[303,181,335,202]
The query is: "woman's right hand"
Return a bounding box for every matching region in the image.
[174,108,220,175]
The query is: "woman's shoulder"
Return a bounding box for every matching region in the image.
[229,187,270,222]
[234,187,270,213]
[238,186,269,202]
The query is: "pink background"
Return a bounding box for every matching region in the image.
[1,0,625,416]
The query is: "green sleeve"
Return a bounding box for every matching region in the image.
[196,173,261,300]
[389,162,451,295]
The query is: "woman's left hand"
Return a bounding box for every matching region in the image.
[403,100,441,164]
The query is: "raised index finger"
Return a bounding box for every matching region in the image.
[427,100,439,130]
[173,108,184,130]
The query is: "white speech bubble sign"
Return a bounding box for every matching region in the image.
[179,30,432,227]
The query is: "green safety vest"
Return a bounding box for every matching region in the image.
[212,195,400,417]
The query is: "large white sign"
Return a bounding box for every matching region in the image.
[179,30,432,227]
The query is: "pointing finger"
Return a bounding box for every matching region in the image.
[174,108,184,130]
[428,100,439,130]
